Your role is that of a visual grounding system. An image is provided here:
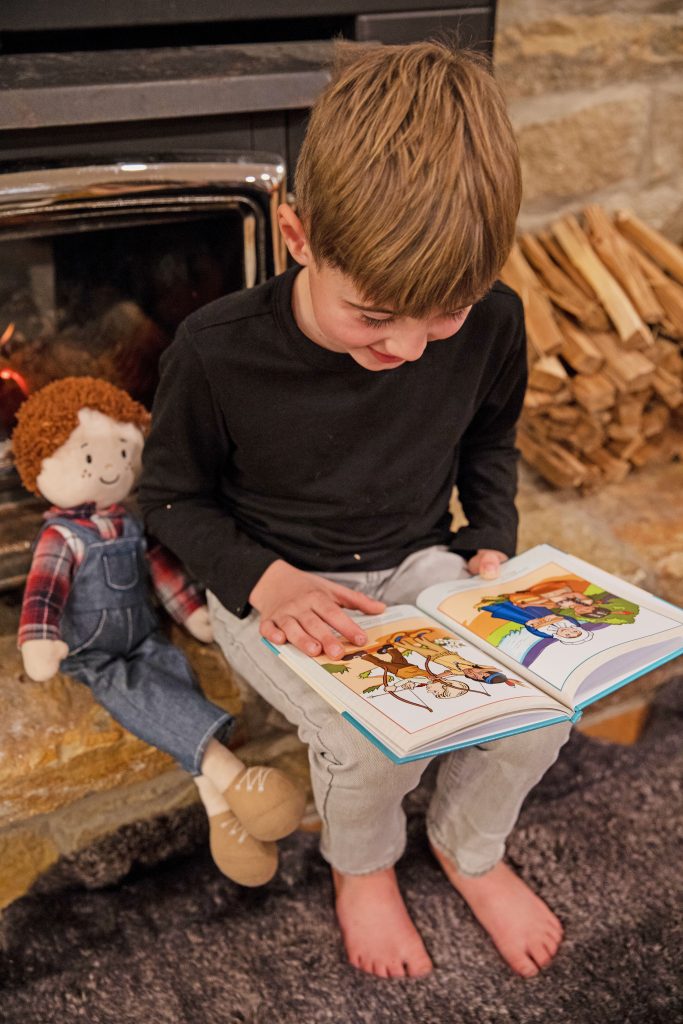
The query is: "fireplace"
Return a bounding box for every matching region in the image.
[0,154,286,587]
[0,2,497,588]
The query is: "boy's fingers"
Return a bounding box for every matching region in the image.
[477,550,507,580]
[278,614,323,657]
[331,584,386,614]
[260,620,286,645]
[313,601,368,649]
[298,609,347,658]
[478,561,500,580]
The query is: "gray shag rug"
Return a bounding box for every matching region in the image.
[1,676,682,1024]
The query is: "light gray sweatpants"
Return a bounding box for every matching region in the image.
[208,545,572,876]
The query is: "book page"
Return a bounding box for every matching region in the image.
[273,605,569,754]
[418,544,683,708]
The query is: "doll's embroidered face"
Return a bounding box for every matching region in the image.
[36,408,144,509]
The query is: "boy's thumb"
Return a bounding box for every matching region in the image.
[478,556,500,580]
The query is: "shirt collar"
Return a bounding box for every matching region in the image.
[43,502,126,521]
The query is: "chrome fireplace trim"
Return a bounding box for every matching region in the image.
[0,154,288,282]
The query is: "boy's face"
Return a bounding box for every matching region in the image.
[295,260,472,372]
[279,205,472,372]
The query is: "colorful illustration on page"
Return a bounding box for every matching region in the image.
[316,619,534,733]
[437,564,640,673]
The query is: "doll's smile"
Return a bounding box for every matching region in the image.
[99,474,121,485]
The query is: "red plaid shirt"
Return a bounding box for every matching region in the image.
[19,504,203,647]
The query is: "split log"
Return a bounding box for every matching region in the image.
[499,245,564,357]
[528,355,568,392]
[558,317,604,374]
[589,331,656,393]
[519,232,609,330]
[570,372,616,412]
[652,366,683,409]
[537,231,597,299]
[582,205,663,324]
[619,239,683,338]
[585,448,631,483]
[551,215,652,349]
[616,397,645,432]
[614,210,683,286]
[642,404,670,438]
[517,426,588,488]
[523,386,573,412]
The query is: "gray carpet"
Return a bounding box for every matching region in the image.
[1,676,682,1024]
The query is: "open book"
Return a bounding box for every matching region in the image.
[265,545,683,763]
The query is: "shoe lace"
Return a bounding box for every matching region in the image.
[235,766,272,794]
[219,816,248,844]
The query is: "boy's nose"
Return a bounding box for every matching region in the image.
[387,329,429,361]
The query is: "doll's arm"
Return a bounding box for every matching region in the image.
[19,525,76,679]
[146,541,213,642]
[21,638,70,681]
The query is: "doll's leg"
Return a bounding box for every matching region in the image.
[196,738,306,841]
[63,641,292,885]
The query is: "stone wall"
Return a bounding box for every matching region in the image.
[0,622,311,911]
[495,0,683,239]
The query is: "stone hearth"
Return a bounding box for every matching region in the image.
[0,459,681,911]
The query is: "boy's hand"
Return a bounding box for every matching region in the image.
[249,560,385,659]
[466,549,508,580]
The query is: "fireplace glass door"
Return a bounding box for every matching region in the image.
[0,154,286,586]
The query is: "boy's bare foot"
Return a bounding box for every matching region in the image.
[332,866,433,979]
[430,844,563,977]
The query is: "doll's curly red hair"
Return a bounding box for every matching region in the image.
[12,376,150,496]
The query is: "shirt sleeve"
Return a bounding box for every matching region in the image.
[146,541,204,625]
[18,527,75,646]
[449,300,528,560]
[137,323,279,618]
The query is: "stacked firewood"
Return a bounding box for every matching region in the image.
[501,208,683,489]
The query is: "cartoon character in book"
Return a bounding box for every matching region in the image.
[344,636,525,705]
[478,598,594,644]
[12,377,305,888]
[389,631,526,688]
[490,580,638,626]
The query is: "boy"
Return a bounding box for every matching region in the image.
[139,41,571,979]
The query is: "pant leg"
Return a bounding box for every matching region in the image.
[376,544,574,875]
[426,722,573,875]
[62,632,235,776]
[207,589,426,874]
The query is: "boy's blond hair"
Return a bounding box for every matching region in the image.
[295,41,522,317]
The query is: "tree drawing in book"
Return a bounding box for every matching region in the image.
[320,624,529,725]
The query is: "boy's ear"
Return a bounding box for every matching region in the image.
[277,204,313,266]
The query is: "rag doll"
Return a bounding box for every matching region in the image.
[13,376,305,886]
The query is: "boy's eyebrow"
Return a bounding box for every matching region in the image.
[345,300,398,315]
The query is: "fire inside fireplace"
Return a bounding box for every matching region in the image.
[0,154,286,586]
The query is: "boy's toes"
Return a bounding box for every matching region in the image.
[508,951,539,978]
[529,941,554,970]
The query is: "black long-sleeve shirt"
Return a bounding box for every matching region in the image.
[138,267,527,618]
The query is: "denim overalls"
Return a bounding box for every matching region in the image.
[51,514,234,775]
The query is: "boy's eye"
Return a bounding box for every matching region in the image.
[360,314,396,329]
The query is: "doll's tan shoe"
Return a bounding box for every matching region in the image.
[208,810,278,887]
[223,765,306,842]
